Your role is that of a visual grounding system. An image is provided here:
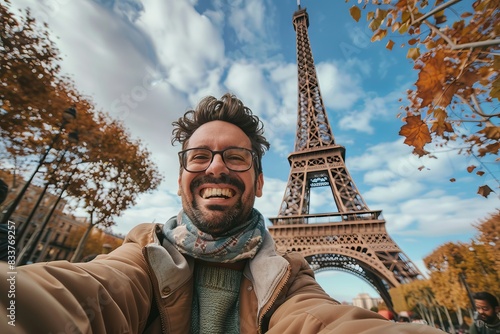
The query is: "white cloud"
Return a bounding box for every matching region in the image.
[224,60,298,155]
[364,179,426,203]
[345,22,373,50]
[383,194,499,237]
[316,62,362,111]
[255,177,288,219]
[344,136,500,238]
[114,187,181,234]
[137,0,226,93]
[338,90,402,134]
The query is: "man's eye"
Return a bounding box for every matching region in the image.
[227,154,245,161]
[192,154,210,161]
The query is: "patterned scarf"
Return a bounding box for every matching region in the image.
[163,209,266,263]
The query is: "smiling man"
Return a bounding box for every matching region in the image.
[175,119,264,236]
[470,292,500,334]
[0,93,445,333]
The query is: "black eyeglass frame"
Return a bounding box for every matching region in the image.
[178,147,258,173]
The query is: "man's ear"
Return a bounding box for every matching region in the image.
[177,175,181,196]
[255,173,264,197]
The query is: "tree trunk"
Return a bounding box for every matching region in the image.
[416,303,428,325]
[456,303,463,326]
[423,293,435,327]
[442,306,456,334]
[70,221,94,262]
[416,304,427,323]
[434,305,444,330]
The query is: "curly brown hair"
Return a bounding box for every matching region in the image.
[171,93,270,173]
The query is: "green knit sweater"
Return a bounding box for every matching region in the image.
[191,263,243,334]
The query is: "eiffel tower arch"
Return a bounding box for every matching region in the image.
[267,6,423,312]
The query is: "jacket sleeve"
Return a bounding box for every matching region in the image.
[0,223,155,334]
[267,253,444,334]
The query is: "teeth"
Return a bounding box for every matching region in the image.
[201,188,234,199]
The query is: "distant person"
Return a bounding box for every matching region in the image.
[470,291,500,334]
[0,93,444,333]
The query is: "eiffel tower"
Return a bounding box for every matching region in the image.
[267,5,423,311]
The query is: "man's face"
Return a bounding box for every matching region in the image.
[177,120,263,236]
[475,299,499,324]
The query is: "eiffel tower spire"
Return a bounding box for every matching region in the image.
[268,6,423,311]
[278,6,369,217]
[293,8,336,151]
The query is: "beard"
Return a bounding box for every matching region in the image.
[189,200,244,235]
[182,175,255,236]
[480,313,498,325]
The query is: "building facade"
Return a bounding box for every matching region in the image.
[352,293,384,310]
[0,171,124,263]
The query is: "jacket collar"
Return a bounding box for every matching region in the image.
[143,224,289,306]
[244,231,289,310]
[144,225,194,298]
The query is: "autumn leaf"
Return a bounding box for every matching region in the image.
[415,50,447,107]
[371,29,387,42]
[345,0,499,192]
[478,142,500,157]
[491,60,500,100]
[350,5,361,22]
[399,115,432,154]
[434,10,447,24]
[477,185,494,198]
[369,18,383,31]
[430,107,453,136]
[398,20,410,34]
[406,47,420,60]
[479,126,500,140]
[386,39,395,50]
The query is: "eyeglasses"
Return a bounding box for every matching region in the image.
[178,147,257,173]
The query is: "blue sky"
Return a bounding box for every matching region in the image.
[11,0,498,303]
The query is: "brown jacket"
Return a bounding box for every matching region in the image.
[0,223,443,333]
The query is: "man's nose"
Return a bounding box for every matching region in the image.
[205,153,228,175]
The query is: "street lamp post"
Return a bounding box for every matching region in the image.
[15,131,79,248]
[459,272,476,311]
[18,162,79,265]
[0,107,76,226]
[16,130,79,265]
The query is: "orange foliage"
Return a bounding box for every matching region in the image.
[348,0,499,196]
[399,115,432,156]
[0,1,163,252]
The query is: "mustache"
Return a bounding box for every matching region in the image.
[190,175,245,192]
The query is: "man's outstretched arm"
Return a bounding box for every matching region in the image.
[0,239,153,333]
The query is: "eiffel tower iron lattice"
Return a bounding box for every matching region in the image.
[267,6,423,311]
